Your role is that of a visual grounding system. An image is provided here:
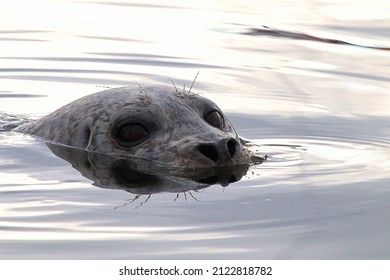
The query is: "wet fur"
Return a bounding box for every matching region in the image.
[15,85,251,167]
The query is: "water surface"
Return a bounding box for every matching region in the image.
[1,0,389,259]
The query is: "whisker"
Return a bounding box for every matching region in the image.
[132,79,151,105]
[167,76,179,94]
[188,71,200,95]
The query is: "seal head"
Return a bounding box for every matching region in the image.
[15,85,251,168]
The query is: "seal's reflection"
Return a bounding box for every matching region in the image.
[47,143,260,195]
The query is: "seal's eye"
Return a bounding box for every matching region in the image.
[204,110,223,128]
[116,123,148,146]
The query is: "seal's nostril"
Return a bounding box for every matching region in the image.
[227,138,237,158]
[198,144,219,162]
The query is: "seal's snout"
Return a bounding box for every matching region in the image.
[197,138,240,165]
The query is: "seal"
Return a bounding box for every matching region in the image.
[14,85,251,168]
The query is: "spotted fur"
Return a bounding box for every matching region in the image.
[15,85,251,167]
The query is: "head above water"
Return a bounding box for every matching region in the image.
[15,85,252,168]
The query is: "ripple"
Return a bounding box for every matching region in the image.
[0,38,47,42]
[232,112,390,187]
[0,114,29,131]
[2,56,224,69]
[249,136,390,187]
[82,1,188,10]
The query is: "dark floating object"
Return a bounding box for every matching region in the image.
[244,26,390,51]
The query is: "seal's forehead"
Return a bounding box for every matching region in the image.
[99,85,221,117]
[140,85,220,110]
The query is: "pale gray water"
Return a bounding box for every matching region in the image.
[0,0,389,259]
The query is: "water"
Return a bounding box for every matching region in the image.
[1,0,389,259]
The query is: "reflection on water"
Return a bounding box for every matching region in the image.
[46,143,254,193]
[0,0,390,259]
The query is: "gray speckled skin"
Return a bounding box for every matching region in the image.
[15,85,251,167]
